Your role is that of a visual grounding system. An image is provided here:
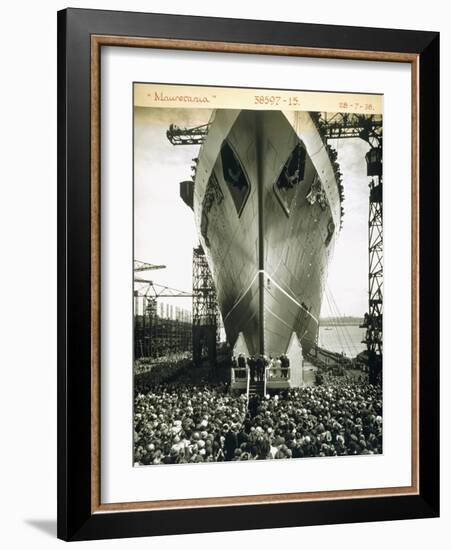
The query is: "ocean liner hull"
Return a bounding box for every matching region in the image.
[192,109,340,357]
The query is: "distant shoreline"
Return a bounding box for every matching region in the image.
[319,318,363,327]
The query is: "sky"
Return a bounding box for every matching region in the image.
[134,106,372,318]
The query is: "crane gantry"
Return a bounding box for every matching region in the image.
[133,260,166,272]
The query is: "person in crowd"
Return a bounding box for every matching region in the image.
[224,423,239,461]
[262,355,269,381]
[267,356,273,379]
[247,355,257,383]
[280,354,290,379]
[255,355,264,382]
[273,355,282,379]
[237,353,247,370]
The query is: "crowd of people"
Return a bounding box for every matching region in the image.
[134,357,188,383]
[134,384,247,465]
[134,353,191,376]
[134,381,382,465]
[315,368,368,386]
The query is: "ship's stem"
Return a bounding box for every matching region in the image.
[256,113,265,356]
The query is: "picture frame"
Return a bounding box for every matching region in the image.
[57,7,439,541]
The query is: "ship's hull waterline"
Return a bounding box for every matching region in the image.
[191,109,341,357]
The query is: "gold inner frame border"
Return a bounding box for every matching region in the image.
[90,34,420,514]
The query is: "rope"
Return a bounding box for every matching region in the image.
[325,287,350,353]
[323,290,347,353]
[327,286,360,356]
[324,285,359,357]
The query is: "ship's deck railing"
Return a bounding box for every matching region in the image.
[231,367,248,382]
[266,367,291,382]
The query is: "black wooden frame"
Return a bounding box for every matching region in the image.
[57,8,440,541]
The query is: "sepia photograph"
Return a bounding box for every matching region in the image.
[133,83,383,466]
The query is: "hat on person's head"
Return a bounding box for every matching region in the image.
[170,446,179,457]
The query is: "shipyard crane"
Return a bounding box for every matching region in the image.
[134,258,191,320]
[133,260,166,272]
[133,261,168,323]
[134,277,192,321]
[164,113,382,147]
[166,123,210,145]
[134,279,193,299]
[318,113,382,146]
[134,274,193,357]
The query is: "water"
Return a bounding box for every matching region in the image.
[318,324,366,357]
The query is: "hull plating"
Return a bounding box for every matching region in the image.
[193,110,340,356]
